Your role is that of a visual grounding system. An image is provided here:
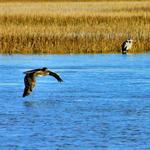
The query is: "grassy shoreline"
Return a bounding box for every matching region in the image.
[0,0,149,2]
[0,1,149,54]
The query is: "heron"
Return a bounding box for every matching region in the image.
[22,67,63,97]
[121,39,133,54]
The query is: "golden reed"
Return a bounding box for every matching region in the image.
[0,1,149,54]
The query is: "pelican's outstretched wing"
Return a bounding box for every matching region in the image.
[23,74,35,97]
[23,68,42,74]
[23,67,47,76]
[49,71,63,82]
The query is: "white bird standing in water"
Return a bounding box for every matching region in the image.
[121,39,133,54]
[22,67,63,97]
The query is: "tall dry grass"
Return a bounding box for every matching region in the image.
[0,0,148,2]
[0,1,149,54]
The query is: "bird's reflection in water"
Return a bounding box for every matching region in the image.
[23,98,61,108]
[24,101,36,107]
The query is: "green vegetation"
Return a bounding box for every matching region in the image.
[0,1,149,54]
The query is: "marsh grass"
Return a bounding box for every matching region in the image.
[0,1,149,54]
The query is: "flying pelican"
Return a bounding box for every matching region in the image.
[121,39,133,54]
[22,67,63,97]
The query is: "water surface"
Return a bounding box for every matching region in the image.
[0,54,150,149]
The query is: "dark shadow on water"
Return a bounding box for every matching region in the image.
[23,101,35,107]
[23,99,62,108]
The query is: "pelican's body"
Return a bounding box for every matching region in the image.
[121,39,133,54]
[23,67,63,97]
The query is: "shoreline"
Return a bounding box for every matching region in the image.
[0,1,149,54]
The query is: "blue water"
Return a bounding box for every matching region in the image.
[0,54,150,150]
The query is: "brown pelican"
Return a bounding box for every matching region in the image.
[22,67,63,97]
[121,39,133,54]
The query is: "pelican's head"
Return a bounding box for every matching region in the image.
[42,67,48,71]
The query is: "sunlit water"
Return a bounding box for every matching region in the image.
[0,54,150,150]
